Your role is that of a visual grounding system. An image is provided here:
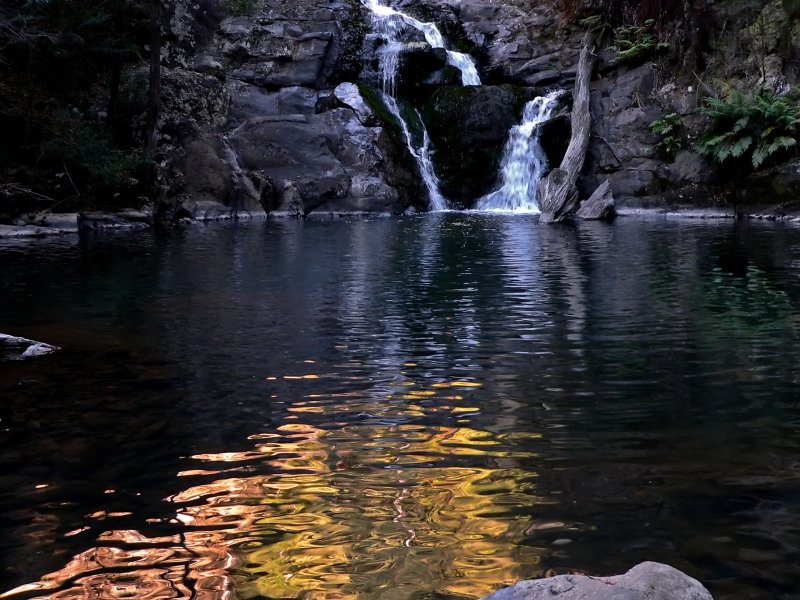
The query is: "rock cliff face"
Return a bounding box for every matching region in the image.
[158,0,423,219]
[156,0,800,217]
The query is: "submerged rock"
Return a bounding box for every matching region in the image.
[0,334,60,360]
[480,562,713,600]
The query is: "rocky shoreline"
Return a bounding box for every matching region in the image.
[3,203,800,239]
[144,0,800,219]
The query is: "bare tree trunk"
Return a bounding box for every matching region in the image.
[539,32,596,223]
[145,0,161,158]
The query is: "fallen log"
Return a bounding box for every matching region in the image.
[539,32,596,223]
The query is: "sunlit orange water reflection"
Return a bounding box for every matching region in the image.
[2,381,559,600]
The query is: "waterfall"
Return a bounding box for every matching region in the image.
[221,140,260,202]
[382,96,448,211]
[476,92,561,213]
[362,0,481,87]
[362,0,481,211]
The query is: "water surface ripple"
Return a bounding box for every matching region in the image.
[1,215,799,599]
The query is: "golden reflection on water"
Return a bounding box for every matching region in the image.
[210,423,545,599]
[3,380,552,600]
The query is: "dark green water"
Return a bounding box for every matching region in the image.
[1,215,799,599]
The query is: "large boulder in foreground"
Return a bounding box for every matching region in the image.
[480,562,713,600]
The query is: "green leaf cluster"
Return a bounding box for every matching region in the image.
[225,0,258,16]
[40,117,147,194]
[696,91,800,170]
[613,20,670,64]
[649,112,683,157]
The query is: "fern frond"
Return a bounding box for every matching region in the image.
[729,136,753,158]
[732,117,749,133]
[752,148,768,168]
[770,136,797,152]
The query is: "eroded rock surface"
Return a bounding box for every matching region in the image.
[151,0,800,217]
[480,562,713,600]
[159,0,420,218]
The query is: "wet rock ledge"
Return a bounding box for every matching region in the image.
[0,210,153,237]
[480,562,713,600]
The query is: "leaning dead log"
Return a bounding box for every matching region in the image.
[576,178,615,220]
[539,33,596,223]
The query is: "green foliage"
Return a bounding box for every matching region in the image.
[224,0,258,16]
[649,112,683,157]
[40,117,146,193]
[613,20,670,64]
[578,15,609,34]
[696,91,800,170]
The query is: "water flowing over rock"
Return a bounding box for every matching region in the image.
[149,0,800,218]
[362,0,481,87]
[476,92,561,212]
[480,562,713,600]
[422,85,525,207]
[361,0,481,211]
[382,95,448,211]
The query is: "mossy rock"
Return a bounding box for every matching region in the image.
[357,83,401,131]
[421,85,527,207]
[356,83,428,209]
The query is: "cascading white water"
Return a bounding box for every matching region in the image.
[221,138,261,210]
[362,0,481,87]
[383,95,448,211]
[475,92,561,213]
[362,0,481,211]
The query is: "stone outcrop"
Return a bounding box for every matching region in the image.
[157,0,421,219]
[480,562,713,600]
[147,0,800,218]
[579,61,714,209]
[443,0,580,89]
[422,85,527,206]
[0,334,59,360]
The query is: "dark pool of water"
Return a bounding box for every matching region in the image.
[1,215,799,599]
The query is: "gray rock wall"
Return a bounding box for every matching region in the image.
[153,0,799,216]
[158,0,418,219]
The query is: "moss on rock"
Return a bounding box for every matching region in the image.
[422,85,527,207]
